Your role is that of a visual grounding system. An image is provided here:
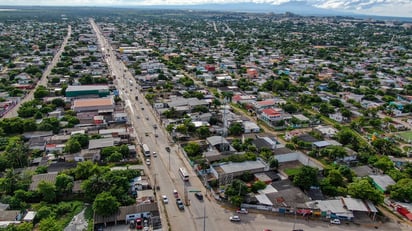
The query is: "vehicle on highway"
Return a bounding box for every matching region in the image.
[263,229,272,231]
[142,144,150,157]
[173,189,179,198]
[176,198,184,210]
[145,158,151,166]
[136,116,140,119]
[162,195,168,204]
[141,107,144,110]
[153,124,157,129]
[195,192,203,200]
[179,167,190,182]
[165,147,171,152]
[152,152,157,157]
[236,208,248,214]
[146,117,149,120]
[155,133,158,137]
[229,216,241,222]
[330,218,341,225]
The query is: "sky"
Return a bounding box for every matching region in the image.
[0,0,411,17]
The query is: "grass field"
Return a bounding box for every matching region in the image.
[283,168,300,176]
[398,131,412,142]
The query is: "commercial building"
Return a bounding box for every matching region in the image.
[65,85,110,98]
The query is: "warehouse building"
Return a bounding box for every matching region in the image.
[65,85,110,98]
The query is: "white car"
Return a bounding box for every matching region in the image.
[152,152,157,157]
[162,195,168,204]
[145,158,151,166]
[330,218,341,225]
[229,215,241,222]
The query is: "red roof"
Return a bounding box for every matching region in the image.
[262,108,281,116]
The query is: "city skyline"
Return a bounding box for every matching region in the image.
[0,0,411,17]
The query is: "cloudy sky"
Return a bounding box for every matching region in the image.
[1,0,411,17]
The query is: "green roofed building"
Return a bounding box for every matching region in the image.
[65,85,110,98]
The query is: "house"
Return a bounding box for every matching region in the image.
[88,137,121,150]
[29,172,58,190]
[206,136,236,154]
[259,108,283,123]
[211,160,267,185]
[314,125,338,138]
[369,174,396,192]
[253,98,286,111]
[242,121,260,133]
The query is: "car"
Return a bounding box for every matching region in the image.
[145,132,149,136]
[229,216,241,222]
[153,124,158,129]
[145,159,151,166]
[152,152,157,157]
[146,117,149,120]
[194,192,203,200]
[165,147,171,152]
[236,208,248,214]
[263,229,272,231]
[162,195,168,204]
[154,134,158,137]
[136,116,140,119]
[176,198,184,210]
[330,219,341,225]
[173,189,179,198]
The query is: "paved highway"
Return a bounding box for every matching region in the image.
[89,18,404,231]
[3,25,72,119]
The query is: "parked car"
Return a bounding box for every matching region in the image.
[162,195,168,204]
[173,189,179,198]
[194,192,203,200]
[330,219,341,225]
[176,198,184,210]
[229,215,241,222]
[236,208,248,214]
[145,159,151,166]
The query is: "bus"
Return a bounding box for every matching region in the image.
[142,144,150,157]
[178,167,189,181]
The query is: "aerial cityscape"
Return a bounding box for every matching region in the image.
[0,5,411,231]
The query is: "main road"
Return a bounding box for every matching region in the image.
[3,25,72,118]
[90,18,404,231]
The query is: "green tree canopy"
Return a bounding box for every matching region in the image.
[293,166,319,190]
[347,178,384,204]
[93,192,120,217]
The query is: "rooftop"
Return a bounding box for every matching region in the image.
[73,97,114,108]
[66,85,109,92]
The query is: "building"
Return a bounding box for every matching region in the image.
[65,85,110,98]
[72,97,115,113]
[211,160,267,185]
[369,174,396,192]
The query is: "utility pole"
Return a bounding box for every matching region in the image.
[203,204,206,231]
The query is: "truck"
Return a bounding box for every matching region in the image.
[142,144,150,157]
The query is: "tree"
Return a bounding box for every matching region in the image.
[373,155,394,173]
[34,86,49,99]
[389,178,412,202]
[74,161,103,180]
[39,216,60,231]
[196,126,210,139]
[251,180,267,193]
[55,174,74,196]
[269,157,279,169]
[229,122,243,136]
[64,139,81,154]
[293,166,319,190]
[184,142,202,157]
[37,181,56,203]
[4,137,28,168]
[347,178,383,204]
[282,103,298,114]
[93,192,120,217]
